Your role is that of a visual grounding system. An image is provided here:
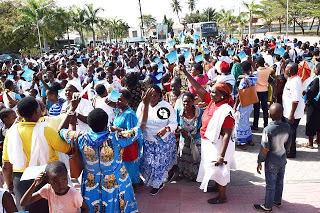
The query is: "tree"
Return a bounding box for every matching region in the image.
[242,0,261,36]
[0,0,36,53]
[236,12,249,39]
[71,6,86,45]
[187,0,197,13]
[171,0,182,23]
[84,3,103,47]
[17,0,65,52]
[202,7,217,22]
[216,9,236,36]
[183,10,202,23]
[55,7,73,48]
[140,14,157,33]
[163,15,174,33]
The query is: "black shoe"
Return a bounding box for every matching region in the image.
[251,126,259,131]
[165,172,175,183]
[253,204,272,212]
[274,201,281,208]
[150,183,165,196]
[207,185,218,192]
[286,154,296,158]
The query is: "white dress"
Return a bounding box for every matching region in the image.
[196,104,236,190]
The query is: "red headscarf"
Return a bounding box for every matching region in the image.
[213,81,234,106]
[213,81,232,95]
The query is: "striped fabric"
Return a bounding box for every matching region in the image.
[48,103,62,117]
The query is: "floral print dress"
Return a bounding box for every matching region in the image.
[60,127,141,213]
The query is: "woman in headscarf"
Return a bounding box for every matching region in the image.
[181,66,236,204]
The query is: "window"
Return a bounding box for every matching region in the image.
[132,31,138,37]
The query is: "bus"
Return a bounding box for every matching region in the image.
[188,22,219,38]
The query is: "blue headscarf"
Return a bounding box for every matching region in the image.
[83,129,110,149]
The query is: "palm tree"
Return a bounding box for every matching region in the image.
[55,7,73,48]
[242,0,261,36]
[236,12,249,39]
[84,3,103,47]
[217,9,236,36]
[17,0,55,52]
[187,0,197,13]
[71,6,87,45]
[202,7,217,22]
[171,0,182,23]
[140,14,157,34]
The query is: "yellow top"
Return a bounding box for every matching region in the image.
[2,122,71,172]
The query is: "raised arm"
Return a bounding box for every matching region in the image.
[139,88,153,133]
[181,64,207,101]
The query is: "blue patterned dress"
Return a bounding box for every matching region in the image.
[60,127,141,213]
[236,76,258,145]
[113,107,142,184]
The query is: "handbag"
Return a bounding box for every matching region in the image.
[238,78,259,107]
[69,132,84,178]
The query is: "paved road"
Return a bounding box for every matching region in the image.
[136,113,320,213]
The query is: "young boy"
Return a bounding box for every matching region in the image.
[2,96,71,212]
[20,161,89,213]
[253,103,291,212]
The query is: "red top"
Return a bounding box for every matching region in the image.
[200,92,234,139]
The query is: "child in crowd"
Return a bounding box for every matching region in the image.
[0,188,18,213]
[0,108,17,167]
[20,161,89,213]
[254,103,291,212]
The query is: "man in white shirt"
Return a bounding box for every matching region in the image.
[78,58,88,77]
[282,62,305,158]
[104,73,122,93]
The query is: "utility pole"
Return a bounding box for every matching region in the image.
[286,0,288,40]
[138,0,144,38]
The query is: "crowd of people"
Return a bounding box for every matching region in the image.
[0,32,319,213]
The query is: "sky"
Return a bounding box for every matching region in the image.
[56,0,259,27]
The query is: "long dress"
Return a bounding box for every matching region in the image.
[113,107,142,184]
[60,127,141,213]
[196,93,236,191]
[136,100,178,188]
[176,106,203,180]
[235,76,257,145]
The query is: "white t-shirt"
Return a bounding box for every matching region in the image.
[282,75,305,119]
[78,64,87,77]
[264,54,274,67]
[62,98,93,131]
[94,97,115,125]
[136,100,177,141]
[104,81,122,93]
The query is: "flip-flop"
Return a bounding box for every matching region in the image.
[207,196,228,204]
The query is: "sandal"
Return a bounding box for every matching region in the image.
[301,143,314,149]
[314,140,320,146]
[248,141,255,146]
[207,196,228,204]
[241,144,247,150]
